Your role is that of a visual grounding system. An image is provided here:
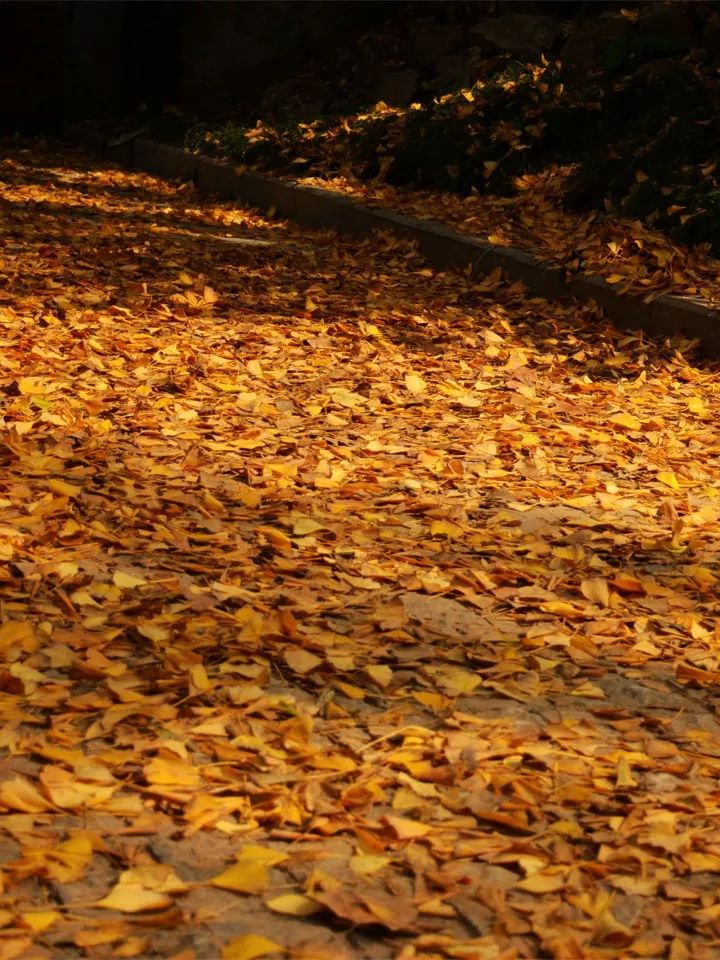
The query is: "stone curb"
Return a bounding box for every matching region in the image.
[65,126,720,356]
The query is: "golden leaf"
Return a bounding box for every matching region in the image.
[364,664,393,689]
[265,894,322,917]
[405,373,426,395]
[113,570,147,589]
[429,519,463,539]
[383,815,431,839]
[581,577,610,607]
[0,777,52,813]
[516,872,566,893]
[221,935,282,960]
[284,647,323,674]
[657,471,680,490]
[145,757,201,788]
[609,412,642,430]
[211,861,269,895]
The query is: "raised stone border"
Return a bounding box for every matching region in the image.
[66,126,720,357]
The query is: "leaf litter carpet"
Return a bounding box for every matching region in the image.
[2,144,720,960]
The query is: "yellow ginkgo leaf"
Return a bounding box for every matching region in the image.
[430,519,463,539]
[266,894,322,917]
[517,872,566,893]
[47,478,81,497]
[113,570,147,589]
[0,777,52,813]
[284,647,323,674]
[234,845,288,867]
[609,412,642,430]
[383,815,431,839]
[97,884,173,914]
[580,577,610,607]
[145,757,201,788]
[405,373,426,394]
[211,861,269,895]
[657,471,680,490]
[19,911,61,933]
[364,664,393,689]
[222,935,282,960]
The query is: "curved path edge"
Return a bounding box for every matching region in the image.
[66,125,720,358]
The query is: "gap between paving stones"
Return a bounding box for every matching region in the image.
[66,125,720,358]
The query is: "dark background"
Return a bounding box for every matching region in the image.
[0,0,405,132]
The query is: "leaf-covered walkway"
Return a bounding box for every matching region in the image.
[1,144,720,960]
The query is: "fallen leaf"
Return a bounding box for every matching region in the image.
[221,935,282,960]
[266,894,323,917]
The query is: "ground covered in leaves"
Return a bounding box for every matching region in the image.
[2,144,720,959]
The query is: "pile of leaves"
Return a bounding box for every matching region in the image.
[4,143,720,959]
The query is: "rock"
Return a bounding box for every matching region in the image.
[703,13,720,56]
[633,4,697,58]
[434,54,471,91]
[401,592,493,643]
[560,12,630,75]
[414,23,462,66]
[636,57,690,86]
[294,98,326,122]
[472,13,564,56]
[374,69,419,107]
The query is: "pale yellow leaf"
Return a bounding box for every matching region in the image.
[383,815,431,839]
[516,872,566,893]
[265,894,322,917]
[145,757,201,788]
[580,577,610,607]
[293,516,325,535]
[0,777,52,813]
[284,647,323,675]
[571,681,606,700]
[113,570,147,589]
[350,855,390,876]
[96,885,172,914]
[405,373,426,395]
[329,387,367,409]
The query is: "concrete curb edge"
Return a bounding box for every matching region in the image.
[65,126,720,357]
